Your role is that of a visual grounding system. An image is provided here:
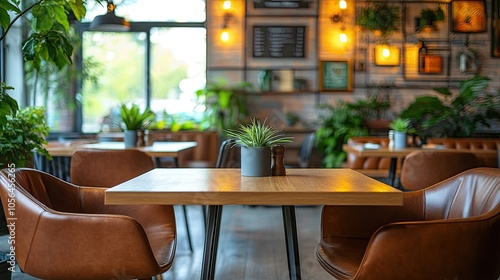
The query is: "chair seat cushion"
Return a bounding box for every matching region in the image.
[316,237,369,280]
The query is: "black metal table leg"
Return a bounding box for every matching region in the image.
[182,205,193,252]
[282,205,301,280]
[201,205,223,280]
[387,157,398,187]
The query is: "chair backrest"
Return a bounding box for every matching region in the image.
[216,139,241,168]
[70,149,155,187]
[298,132,316,168]
[424,167,500,220]
[400,150,481,191]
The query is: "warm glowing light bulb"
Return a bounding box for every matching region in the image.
[382,47,390,57]
[221,30,230,42]
[339,33,347,43]
[223,0,231,10]
[339,0,347,10]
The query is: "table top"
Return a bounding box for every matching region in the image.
[343,144,499,157]
[105,168,403,206]
[45,141,197,157]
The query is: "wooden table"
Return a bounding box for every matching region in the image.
[343,144,500,186]
[105,168,402,280]
[45,141,197,166]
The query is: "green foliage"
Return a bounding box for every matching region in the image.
[356,2,400,38]
[225,118,293,148]
[389,118,415,133]
[400,75,500,138]
[0,106,50,167]
[315,102,369,168]
[1,0,88,71]
[196,77,253,132]
[119,103,155,131]
[0,84,19,126]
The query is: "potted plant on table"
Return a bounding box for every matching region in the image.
[225,118,293,176]
[389,118,415,149]
[119,103,155,148]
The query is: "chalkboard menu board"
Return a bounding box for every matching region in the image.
[252,25,306,58]
[252,0,310,9]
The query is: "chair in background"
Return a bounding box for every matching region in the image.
[316,168,500,279]
[0,168,176,279]
[216,139,241,168]
[297,132,316,168]
[70,149,195,252]
[399,150,481,191]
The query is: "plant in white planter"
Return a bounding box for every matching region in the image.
[225,118,293,176]
[389,118,415,149]
[119,103,155,148]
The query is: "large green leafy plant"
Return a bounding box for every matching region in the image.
[315,101,369,168]
[196,77,252,133]
[400,75,500,138]
[356,2,401,38]
[0,0,87,167]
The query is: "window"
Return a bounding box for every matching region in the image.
[80,0,206,133]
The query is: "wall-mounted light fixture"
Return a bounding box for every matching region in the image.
[220,0,234,42]
[332,0,348,43]
[374,44,400,66]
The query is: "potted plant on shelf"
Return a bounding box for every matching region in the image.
[389,118,415,149]
[356,2,401,38]
[225,118,293,176]
[119,103,155,148]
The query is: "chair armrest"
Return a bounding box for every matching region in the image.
[321,191,424,239]
[354,217,500,280]
[78,186,176,230]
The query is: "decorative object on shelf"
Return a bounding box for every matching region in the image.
[415,6,445,32]
[451,0,486,33]
[400,75,500,139]
[356,2,401,38]
[319,61,353,91]
[89,0,130,32]
[258,69,273,92]
[456,37,481,73]
[389,118,415,149]
[224,118,293,176]
[119,103,155,148]
[374,44,400,66]
[418,41,442,74]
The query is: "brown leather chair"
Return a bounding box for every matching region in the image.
[400,150,481,191]
[317,167,500,280]
[0,168,176,279]
[70,149,155,187]
[70,149,195,252]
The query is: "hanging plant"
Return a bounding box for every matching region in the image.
[356,2,401,38]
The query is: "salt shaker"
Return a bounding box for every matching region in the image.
[388,130,394,149]
[271,144,286,176]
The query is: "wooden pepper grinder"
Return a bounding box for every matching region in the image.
[271,144,286,176]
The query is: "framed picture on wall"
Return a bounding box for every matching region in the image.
[247,0,318,16]
[451,0,487,33]
[492,0,500,57]
[319,61,353,92]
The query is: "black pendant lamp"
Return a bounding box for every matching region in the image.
[89,1,130,32]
